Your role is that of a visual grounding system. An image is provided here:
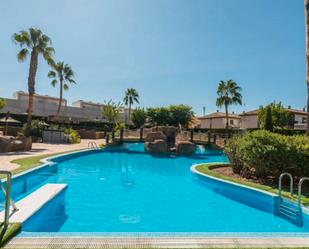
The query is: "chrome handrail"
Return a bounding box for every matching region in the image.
[88,141,99,150]
[298,177,309,209]
[0,170,13,227]
[278,172,293,198]
[0,183,18,212]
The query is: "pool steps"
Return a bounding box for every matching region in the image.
[0,183,67,223]
[278,201,300,224]
[278,173,309,226]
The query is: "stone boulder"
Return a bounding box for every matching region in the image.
[145,131,166,142]
[176,141,196,155]
[153,126,180,138]
[145,139,168,153]
[0,136,32,153]
[0,136,14,152]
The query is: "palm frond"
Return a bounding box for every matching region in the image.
[63,83,69,91]
[48,70,57,78]
[12,31,31,47]
[51,79,57,87]
[17,48,29,62]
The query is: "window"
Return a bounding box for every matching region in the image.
[230,119,234,125]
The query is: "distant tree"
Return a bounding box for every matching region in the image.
[258,102,291,129]
[146,105,193,127]
[48,62,76,119]
[13,28,55,136]
[216,80,242,129]
[169,104,194,128]
[101,100,122,126]
[264,106,273,132]
[0,98,5,110]
[131,108,147,128]
[147,107,170,126]
[123,88,139,125]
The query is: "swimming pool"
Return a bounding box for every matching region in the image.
[4,143,309,235]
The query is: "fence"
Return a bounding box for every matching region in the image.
[110,128,236,147]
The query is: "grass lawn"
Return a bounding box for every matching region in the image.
[10,149,81,175]
[0,223,21,247]
[195,163,309,206]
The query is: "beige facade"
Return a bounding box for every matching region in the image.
[198,112,242,129]
[240,108,307,130]
[1,92,128,123]
[14,91,67,106]
[292,111,307,130]
[197,107,307,130]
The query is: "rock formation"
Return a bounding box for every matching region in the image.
[144,126,196,155]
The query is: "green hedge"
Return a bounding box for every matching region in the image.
[225,130,309,178]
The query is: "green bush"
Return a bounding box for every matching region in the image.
[65,128,81,144]
[132,108,147,128]
[146,104,193,127]
[225,130,309,178]
[0,98,5,110]
[258,102,292,129]
[22,119,47,137]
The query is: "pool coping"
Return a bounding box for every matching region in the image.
[191,163,309,215]
[10,149,92,180]
[5,236,309,248]
[0,184,67,223]
[4,148,309,242]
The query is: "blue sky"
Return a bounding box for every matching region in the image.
[0,0,306,115]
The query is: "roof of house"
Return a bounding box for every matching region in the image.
[198,112,241,120]
[240,108,307,116]
[14,91,67,102]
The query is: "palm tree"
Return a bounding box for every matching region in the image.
[48,62,76,119]
[123,88,139,125]
[305,0,309,135]
[216,80,242,129]
[13,28,54,136]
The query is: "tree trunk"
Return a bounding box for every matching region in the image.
[305,0,309,136]
[128,102,131,126]
[24,50,38,137]
[56,78,63,120]
[225,104,229,129]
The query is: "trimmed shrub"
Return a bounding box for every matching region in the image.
[264,106,273,131]
[225,130,309,178]
[132,108,147,128]
[65,128,81,144]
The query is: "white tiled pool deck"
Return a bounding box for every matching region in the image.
[5,236,309,248]
[0,139,105,171]
[0,183,67,223]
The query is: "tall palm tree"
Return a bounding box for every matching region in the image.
[48,62,76,119]
[305,0,309,136]
[13,28,54,136]
[216,80,242,129]
[123,88,139,125]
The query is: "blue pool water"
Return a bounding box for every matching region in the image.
[5,143,309,234]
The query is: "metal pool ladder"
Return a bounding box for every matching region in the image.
[0,170,18,227]
[88,141,100,150]
[278,173,309,226]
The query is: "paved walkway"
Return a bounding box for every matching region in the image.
[5,236,309,248]
[0,139,105,171]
